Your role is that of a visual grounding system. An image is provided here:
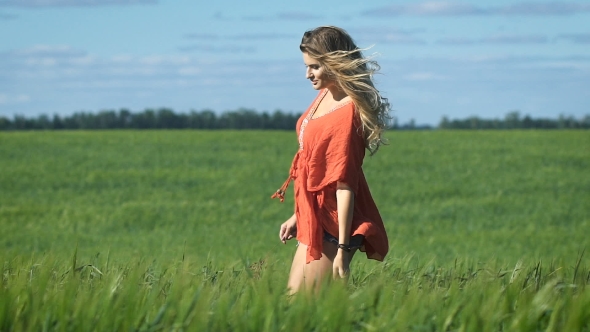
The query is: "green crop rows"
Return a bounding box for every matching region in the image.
[1,130,589,331]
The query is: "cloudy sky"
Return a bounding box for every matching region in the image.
[1,0,589,125]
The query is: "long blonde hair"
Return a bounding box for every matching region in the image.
[300,26,390,154]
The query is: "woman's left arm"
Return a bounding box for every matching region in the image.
[333,181,354,278]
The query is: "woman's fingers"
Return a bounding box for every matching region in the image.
[333,266,347,279]
[279,219,297,244]
[334,266,349,279]
[333,254,350,279]
[341,267,349,278]
[280,228,290,243]
[279,224,287,243]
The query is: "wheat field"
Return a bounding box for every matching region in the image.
[1,130,588,331]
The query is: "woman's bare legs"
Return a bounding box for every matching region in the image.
[287,241,356,294]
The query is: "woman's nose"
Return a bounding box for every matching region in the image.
[305,68,312,79]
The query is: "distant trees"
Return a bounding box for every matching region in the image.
[390,117,433,130]
[1,108,588,131]
[0,108,301,131]
[438,111,590,130]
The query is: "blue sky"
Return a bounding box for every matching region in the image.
[1,0,589,125]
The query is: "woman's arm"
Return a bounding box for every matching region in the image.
[333,181,354,278]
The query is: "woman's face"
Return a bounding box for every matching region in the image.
[302,52,334,90]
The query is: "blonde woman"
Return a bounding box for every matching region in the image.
[272,26,390,293]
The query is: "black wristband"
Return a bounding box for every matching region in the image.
[337,244,351,252]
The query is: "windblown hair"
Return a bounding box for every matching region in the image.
[300,26,391,154]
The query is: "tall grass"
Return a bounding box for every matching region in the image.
[0,130,589,330]
[1,252,588,331]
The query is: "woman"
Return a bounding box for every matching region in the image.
[272,26,390,293]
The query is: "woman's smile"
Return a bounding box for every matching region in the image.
[302,52,333,90]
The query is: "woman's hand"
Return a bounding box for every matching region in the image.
[333,249,351,279]
[279,214,297,244]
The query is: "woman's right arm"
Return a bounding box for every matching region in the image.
[279,213,297,244]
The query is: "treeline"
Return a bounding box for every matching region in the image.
[0,108,301,130]
[1,109,588,131]
[439,111,590,129]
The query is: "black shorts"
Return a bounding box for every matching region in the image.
[323,231,364,249]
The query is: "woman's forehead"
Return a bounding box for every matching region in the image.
[302,52,320,65]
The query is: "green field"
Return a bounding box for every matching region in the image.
[1,130,589,331]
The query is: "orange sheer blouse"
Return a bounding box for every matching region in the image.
[272,89,389,263]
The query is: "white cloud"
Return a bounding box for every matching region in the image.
[352,27,428,45]
[110,55,134,63]
[1,44,589,125]
[363,1,590,17]
[178,45,256,53]
[556,33,590,44]
[184,33,219,40]
[25,57,57,67]
[498,2,590,15]
[0,12,17,19]
[0,93,31,104]
[0,44,300,92]
[184,33,295,41]
[277,11,323,20]
[15,94,30,102]
[363,2,484,17]
[436,37,477,45]
[178,33,296,56]
[437,34,549,45]
[68,55,96,66]
[212,10,322,23]
[388,55,590,123]
[138,56,166,66]
[177,67,201,76]
[403,72,447,81]
[9,44,87,57]
[241,15,267,21]
[377,34,427,44]
[0,0,156,7]
[137,55,190,66]
[481,34,548,44]
[228,33,295,40]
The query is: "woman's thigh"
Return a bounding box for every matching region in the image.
[287,241,356,293]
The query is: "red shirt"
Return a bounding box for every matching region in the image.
[273,89,389,263]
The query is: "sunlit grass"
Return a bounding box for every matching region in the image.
[0,130,589,330]
[1,252,588,331]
